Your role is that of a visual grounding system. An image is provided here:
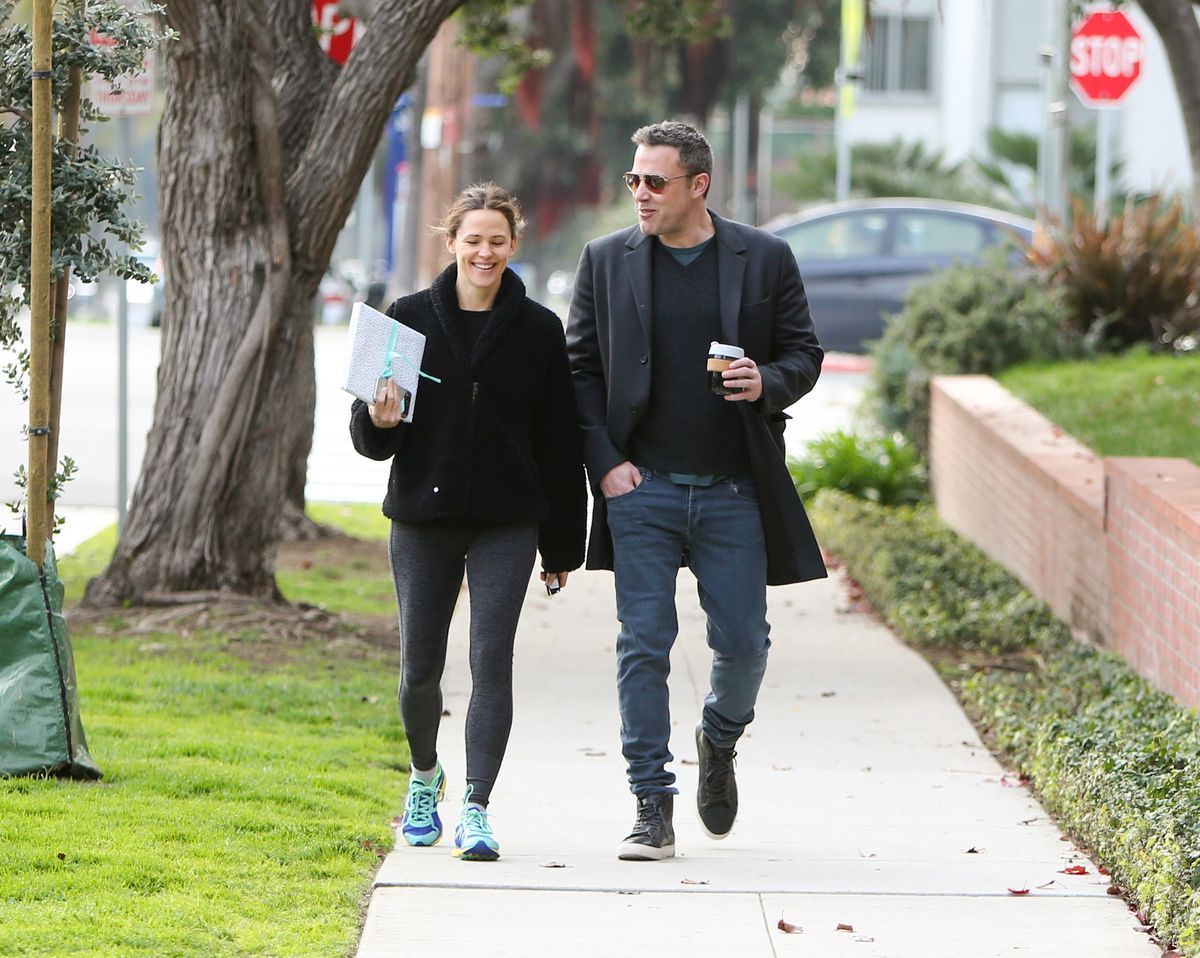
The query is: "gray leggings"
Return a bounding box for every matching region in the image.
[389,520,537,806]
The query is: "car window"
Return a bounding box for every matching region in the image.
[780,211,888,260]
[893,211,990,257]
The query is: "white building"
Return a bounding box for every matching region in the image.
[845,0,1193,201]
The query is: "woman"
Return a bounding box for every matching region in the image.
[350,184,585,861]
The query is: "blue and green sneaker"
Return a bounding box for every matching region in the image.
[400,763,446,847]
[453,785,500,861]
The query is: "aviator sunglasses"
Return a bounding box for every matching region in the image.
[622,171,695,194]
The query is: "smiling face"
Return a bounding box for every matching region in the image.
[629,143,709,246]
[447,208,516,306]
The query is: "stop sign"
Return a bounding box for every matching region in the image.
[312,0,362,65]
[1069,10,1143,106]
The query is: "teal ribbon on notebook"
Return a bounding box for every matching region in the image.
[382,324,442,383]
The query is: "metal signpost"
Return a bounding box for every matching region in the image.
[1068,9,1144,227]
[88,23,155,531]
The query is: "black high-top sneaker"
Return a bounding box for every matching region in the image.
[695,723,737,838]
[616,792,675,861]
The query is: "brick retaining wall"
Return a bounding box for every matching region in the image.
[930,375,1200,707]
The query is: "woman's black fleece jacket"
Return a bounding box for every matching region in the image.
[349,264,586,573]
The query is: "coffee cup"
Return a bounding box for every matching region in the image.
[707,342,745,396]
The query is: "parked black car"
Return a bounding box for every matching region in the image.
[765,198,1035,354]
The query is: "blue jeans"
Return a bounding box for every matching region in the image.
[605,469,771,797]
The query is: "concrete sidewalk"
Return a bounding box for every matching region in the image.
[355,568,1158,957]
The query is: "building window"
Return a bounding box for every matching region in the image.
[864,15,933,95]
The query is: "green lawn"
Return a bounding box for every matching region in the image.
[998,348,1200,464]
[1,504,405,958]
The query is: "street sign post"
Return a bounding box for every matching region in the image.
[1069,9,1144,227]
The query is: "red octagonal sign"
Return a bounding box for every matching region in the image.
[1070,10,1143,106]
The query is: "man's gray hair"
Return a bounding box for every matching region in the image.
[632,120,714,180]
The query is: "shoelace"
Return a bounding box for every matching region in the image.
[460,805,493,839]
[405,778,439,827]
[632,799,666,834]
[703,748,737,799]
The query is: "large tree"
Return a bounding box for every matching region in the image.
[83,0,727,607]
[1137,0,1200,213]
[84,0,467,604]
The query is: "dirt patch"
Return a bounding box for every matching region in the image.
[68,534,399,667]
[276,531,390,573]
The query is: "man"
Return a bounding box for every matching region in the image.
[566,120,827,861]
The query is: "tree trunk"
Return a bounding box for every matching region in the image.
[84,0,465,606]
[1138,0,1200,212]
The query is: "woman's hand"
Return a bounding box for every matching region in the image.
[369,378,405,428]
[540,570,570,595]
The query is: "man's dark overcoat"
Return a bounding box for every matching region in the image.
[565,211,828,585]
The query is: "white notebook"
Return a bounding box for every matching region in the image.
[341,302,427,421]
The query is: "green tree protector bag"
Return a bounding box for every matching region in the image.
[0,535,100,778]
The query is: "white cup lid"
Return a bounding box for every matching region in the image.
[709,341,744,360]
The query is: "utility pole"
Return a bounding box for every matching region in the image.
[835,0,865,202]
[1039,0,1070,224]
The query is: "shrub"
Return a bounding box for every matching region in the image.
[1030,194,1200,353]
[788,430,926,505]
[868,248,1080,455]
[809,490,1070,654]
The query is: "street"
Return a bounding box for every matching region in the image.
[0,321,867,517]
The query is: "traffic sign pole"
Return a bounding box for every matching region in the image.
[1096,108,1114,227]
[1068,9,1143,228]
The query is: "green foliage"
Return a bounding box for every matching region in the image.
[810,488,1200,952]
[458,0,553,95]
[776,137,1016,210]
[868,249,1081,454]
[624,0,730,45]
[976,124,1121,215]
[788,430,926,505]
[0,629,401,957]
[1030,194,1200,353]
[810,491,1071,654]
[999,349,1200,466]
[965,645,1200,953]
[0,0,163,350]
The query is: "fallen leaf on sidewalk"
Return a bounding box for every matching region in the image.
[821,690,837,698]
[1107,885,1122,895]
[1059,865,1088,875]
[965,846,983,854]
[541,862,567,868]
[837,922,855,932]
[1037,880,1059,889]
[681,878,709,885]
[777,918,802,934]
[1007,887,1030,896]
[1099,865,1111,875]
[1000,775,1029,788]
